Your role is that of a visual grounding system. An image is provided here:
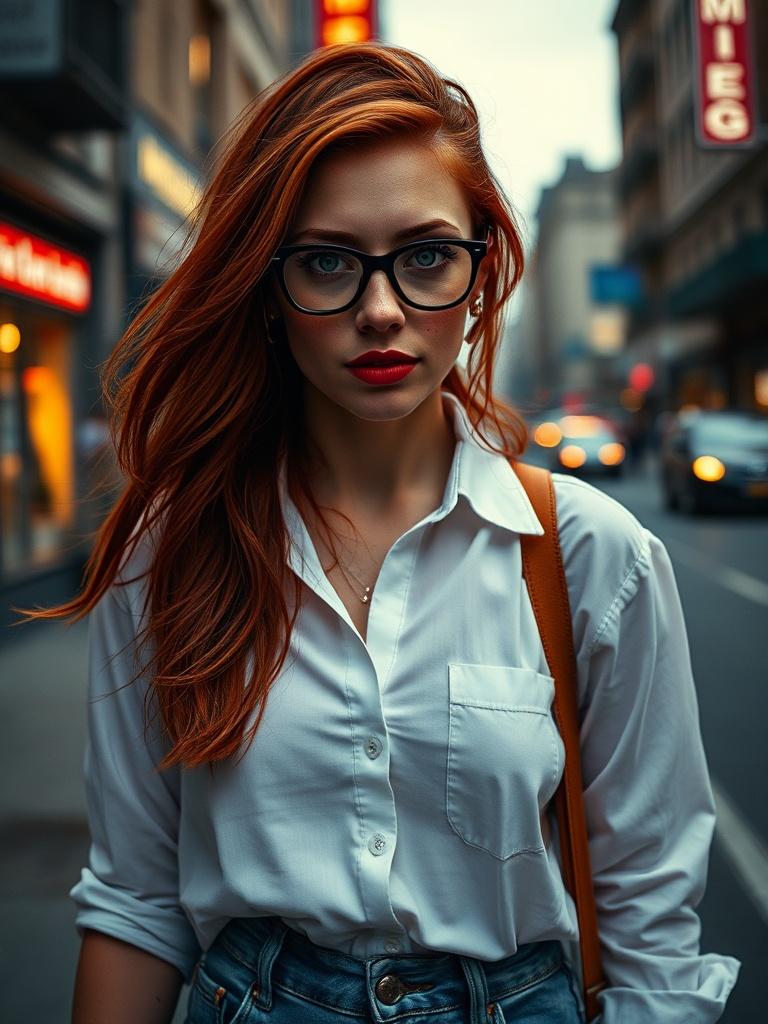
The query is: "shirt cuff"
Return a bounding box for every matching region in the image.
[71,868,201,983]
[598,953,741,1023]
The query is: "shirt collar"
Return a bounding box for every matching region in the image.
[277,391,544,541]
[438,391,544,536]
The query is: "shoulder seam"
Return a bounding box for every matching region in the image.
[586,541,650,657]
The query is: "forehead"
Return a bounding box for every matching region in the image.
[292,136,473,243]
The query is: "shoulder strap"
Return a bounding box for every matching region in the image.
[511,461,606,1022]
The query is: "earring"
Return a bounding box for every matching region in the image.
[265,311,280,345]
[469,297,483,317]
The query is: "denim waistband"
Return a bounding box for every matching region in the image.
[201,915,564,1023]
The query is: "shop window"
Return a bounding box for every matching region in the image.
[0,304,75,575]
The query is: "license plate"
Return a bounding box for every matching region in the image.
[747,482,768,496]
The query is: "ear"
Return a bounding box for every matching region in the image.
[469,228,493,302]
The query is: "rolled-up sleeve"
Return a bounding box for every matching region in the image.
[69,577,201,981]
[576,524,740,1021]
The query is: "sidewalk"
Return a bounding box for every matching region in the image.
[0,617,89,1022]
[0,618,190,1022]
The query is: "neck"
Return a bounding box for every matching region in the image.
[299,385,456,514]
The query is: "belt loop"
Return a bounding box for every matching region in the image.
[458,955,494,1024]
[252,918,289,1010]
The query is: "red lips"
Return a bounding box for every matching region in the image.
[345,350,419,367]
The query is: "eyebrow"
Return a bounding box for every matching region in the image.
[288,219,464,246]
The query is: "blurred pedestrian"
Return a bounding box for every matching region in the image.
[19,42,739,1024]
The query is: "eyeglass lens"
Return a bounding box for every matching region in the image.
[282,241,474,311]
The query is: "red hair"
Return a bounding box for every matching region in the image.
[15,42,528,769]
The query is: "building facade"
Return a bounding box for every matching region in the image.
[612,0,768,413]
[0,0,293,633]
[510,156,625,410]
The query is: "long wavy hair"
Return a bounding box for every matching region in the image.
[15,42,528,770]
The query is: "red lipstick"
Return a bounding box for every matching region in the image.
[345,349,419,386]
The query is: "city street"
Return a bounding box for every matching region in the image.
[1,456,766,1022]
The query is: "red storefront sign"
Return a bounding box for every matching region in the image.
[0,221,91,313]
[316,0,377,48]
[693,0,756,146]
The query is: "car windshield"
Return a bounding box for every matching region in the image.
[559,415,616,440]
[693,415,768,447]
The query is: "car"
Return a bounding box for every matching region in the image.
[528,413,627,478]
[660,408,768,514]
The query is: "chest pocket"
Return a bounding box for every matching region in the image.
[446,663,564,860]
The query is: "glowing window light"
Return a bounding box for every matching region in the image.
[0,322,21,353]
[599,442,626,466]
[189,34,211,86]
[559,445,587,468]
[533,421,562,447]
[692,455,725,482]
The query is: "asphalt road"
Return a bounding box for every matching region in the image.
[594,456,768,1023]
[1,454,765,1022]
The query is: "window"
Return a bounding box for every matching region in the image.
[0,304,76,574]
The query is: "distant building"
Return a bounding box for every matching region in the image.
[611,0,768,413]
[510,156,624,409]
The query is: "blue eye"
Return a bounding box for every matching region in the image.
[295,251,356,276]
[404,244,459,270]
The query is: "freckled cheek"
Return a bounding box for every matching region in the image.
[417,308,468,349]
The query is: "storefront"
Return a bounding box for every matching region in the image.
[0,219,93,597]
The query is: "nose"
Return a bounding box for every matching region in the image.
[354,269,406,333]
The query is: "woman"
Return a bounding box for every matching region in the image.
[25,42,738,1023]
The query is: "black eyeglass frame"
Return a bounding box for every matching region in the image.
[270,235,489,315]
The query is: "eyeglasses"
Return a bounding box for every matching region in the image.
[270,236,488,315]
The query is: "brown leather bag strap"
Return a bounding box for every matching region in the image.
[512,461,607,1022]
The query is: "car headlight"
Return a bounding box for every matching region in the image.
[598,443,625,466]
[692,455,725,482]
[559,445,587,468]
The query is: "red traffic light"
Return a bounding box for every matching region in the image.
[628,363,655,393]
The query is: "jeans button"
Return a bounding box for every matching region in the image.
[375,974,406,1005]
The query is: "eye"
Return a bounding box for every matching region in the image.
[403,243,459,270]
[296,251,354,275]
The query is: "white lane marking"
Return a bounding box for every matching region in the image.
[664,538,768,608]
[712,781,768,928]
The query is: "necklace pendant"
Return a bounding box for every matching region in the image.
[361,585,371,604]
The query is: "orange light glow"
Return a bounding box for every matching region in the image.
[692,455,725,482]
[599,442,626,466]
[0,322,21,353]
[560,415,604,438]
[322,15,371,43]
[323,0,369,12]
[559,445,587,468]
[533,421,562,447]
[619,387,643,412]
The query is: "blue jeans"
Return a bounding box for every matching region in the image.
[185,915,584,1023]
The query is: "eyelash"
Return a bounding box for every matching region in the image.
[295,243,460,272]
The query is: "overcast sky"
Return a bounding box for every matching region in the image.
[381,0,622,249]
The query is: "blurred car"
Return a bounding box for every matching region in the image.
[660,408,768,514]
[529,413,627,478]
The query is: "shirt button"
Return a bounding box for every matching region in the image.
[368,833,388,856]
[384,938,402,953]
[364,735,383,759]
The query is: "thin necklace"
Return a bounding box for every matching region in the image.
[334,556,372,604]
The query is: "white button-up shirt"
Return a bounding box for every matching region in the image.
[71,392,739,1021]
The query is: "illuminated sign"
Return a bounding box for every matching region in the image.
[137,133,200,219]
[316,0,376,47]
[0,222,91,313]
[693,0,756,146]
